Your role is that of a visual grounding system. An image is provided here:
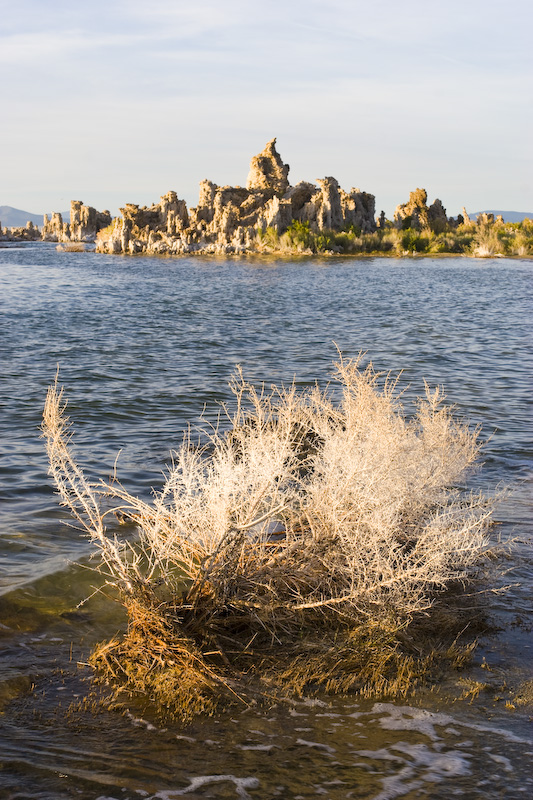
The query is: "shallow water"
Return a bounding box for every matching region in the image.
[0,245,532,798]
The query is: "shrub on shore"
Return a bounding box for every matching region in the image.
[256,219,533,257]
[42,356,495,720]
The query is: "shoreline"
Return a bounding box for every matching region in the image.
[2,239,532,261]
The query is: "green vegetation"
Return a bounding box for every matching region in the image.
[256,218,533,257]
[96,221,116,238]
[42,356,497,721]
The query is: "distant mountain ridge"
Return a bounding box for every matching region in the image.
[471,210,532,223]
[0,205,69,228]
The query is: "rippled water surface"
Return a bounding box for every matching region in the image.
[0,244,532,798]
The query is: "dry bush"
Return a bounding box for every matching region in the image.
[42,355,495,717]
[470,226,506,258]
[56,242,88,252]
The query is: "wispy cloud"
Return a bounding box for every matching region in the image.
[0,30,153,65]
[1,0,531,215]
[124,0,254,38]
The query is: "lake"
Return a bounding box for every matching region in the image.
[0,243,532,799]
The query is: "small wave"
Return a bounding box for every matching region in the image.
[152,775,260,799]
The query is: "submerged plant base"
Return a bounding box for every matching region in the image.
[88,589,488,722]
[89,599,223,723]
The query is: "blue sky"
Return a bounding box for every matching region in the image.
[1,0,531,218]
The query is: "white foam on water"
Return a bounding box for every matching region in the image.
[343,701,533,798]
[153,775,260,799]
[370,704,457,740]
[370,703,533,744]
[125,711,158,732]
[487,752,513,772]
[299,697,329,708]
[295,738,336,755]
[93,700,530,800]
[237,743,277,751]
[288,708,307,717]
[354,740,471,800]
[354,747,405,763]
[392,742,471,777]
[371,766,425,800]
[95,796,121,800]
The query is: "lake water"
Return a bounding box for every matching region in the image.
[0,243,532,799]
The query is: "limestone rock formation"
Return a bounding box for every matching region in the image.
[315,178,344,230]
[42,202,111,242]
[42,212,69,242]
[283,181,316,218]
[99,191,192,255]
[477,212,495,225]
[427,199,448,234]
[70,201,112,242]
[394,189,429,230]
[395,190,450,233]
[2,142,473,255]
[1,220,41,241]
[246,138,289,195]
[95,140,378,256]
[341,188,377,233]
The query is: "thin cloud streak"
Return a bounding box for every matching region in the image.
[0,30,160,64]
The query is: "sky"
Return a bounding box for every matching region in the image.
[1,0,531,219]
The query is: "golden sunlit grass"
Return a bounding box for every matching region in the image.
[42,355,496,720]
[55,242,89,252]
